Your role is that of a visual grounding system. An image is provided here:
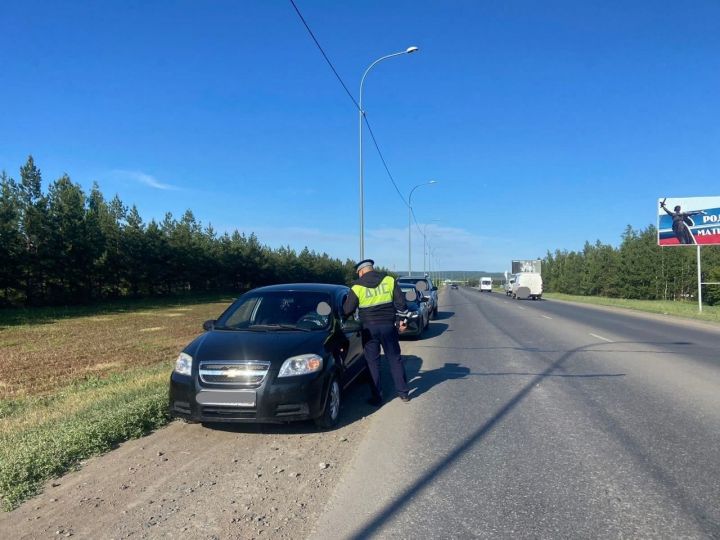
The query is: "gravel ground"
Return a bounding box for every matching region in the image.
[0,381,376,540]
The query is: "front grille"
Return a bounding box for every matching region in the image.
[199,360,270,386]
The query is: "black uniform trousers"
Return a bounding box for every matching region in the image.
[362,322,409,399]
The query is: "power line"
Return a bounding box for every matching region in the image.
[363,116,408,206]
[288,0,410,208]
[288,0,359,111]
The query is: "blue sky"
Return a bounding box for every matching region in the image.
[1,1,719,272]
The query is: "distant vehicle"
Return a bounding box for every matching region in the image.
[397,285,430,338]
[397,276,438,319]
[480,277,493,292]
[169,283,366,428]
[505,276,515,296]
[511,273,543,300]
[451,283,458,290]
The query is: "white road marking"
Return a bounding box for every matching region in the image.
[541,315,552,319]
[517,306,527,310]
[590,332,613,343]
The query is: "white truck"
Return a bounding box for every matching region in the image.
[511,272,543,300]
[480,277,493,292]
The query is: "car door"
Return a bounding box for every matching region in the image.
[335,290,365,385]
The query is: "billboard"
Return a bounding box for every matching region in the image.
[512,259,541,274]
[658,196,720,246]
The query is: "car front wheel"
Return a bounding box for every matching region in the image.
[315,375,341,429]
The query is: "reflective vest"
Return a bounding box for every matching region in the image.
[352,276,395,309]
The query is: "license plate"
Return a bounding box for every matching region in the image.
[196,389,256,407]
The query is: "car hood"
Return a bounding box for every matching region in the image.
[185,329,327,367]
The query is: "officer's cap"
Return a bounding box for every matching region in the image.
[354,259,374,273]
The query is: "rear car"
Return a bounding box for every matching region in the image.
[397,284,429,338]
[169,284,366,428]
[397,276,438,319]
[480,277,493,292]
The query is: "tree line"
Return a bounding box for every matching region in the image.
[542,225,720,305]
[0,156,359,307]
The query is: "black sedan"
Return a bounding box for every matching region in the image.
[169,283,365,428]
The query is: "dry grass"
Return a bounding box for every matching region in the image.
[0,298,233,400]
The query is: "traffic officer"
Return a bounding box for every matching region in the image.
[343,259,410,405]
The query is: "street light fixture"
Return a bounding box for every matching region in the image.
[423,219,441,275]
[358,46,419,260]
[407,180,437,275]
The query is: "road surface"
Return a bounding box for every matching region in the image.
[313,287,720,538]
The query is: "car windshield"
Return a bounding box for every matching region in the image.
[398,278,429,289]
[217,291,332,331]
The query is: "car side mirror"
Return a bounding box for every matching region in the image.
[342,319,363,333]
[432,286,438,291]
[202,319,216,331]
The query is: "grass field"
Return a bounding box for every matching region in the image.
[0,295,235,510]
[543,292,720,324]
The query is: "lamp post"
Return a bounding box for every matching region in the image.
[358,46,419,260]
[407,181,437,275]
[422,219,441,275]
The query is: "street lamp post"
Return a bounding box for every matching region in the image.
[422,219,441,275]
[358,46,419,260]
[407,180,437,275]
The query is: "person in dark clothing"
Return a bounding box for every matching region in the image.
[343,259,410,405]
[660,201,706,244]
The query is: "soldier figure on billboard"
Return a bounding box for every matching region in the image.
[660,200,706,245]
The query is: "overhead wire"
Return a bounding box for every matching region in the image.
[288,0,410,208]
[288,0,360,111]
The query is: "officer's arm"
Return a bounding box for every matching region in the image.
[343,290,359,317]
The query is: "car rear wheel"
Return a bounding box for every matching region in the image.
[315,375,341,429]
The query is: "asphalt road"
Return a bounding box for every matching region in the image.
[312,287,720,539]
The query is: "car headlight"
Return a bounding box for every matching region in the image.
[174,352,193,376]
[278,354,323,377]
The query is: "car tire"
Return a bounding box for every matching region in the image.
[315,375,341,429]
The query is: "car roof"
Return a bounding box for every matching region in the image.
[249,283,348,294]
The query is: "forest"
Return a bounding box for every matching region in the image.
[0,157,355,307]
[542,227,720,305]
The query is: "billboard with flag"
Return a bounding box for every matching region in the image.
[658,196,720,246]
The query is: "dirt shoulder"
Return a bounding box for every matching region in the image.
[0,382,375,540]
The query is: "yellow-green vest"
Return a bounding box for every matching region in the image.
[352,275,395,309]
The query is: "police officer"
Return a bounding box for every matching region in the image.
[343,259,410,405]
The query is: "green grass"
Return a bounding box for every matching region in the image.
[544,293,720,324]
[0,363,170,510]
[0,295,240,511]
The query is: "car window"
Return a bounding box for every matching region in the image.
[219,291,332,329]
[398,278,429,289]
[224,296,261,327]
